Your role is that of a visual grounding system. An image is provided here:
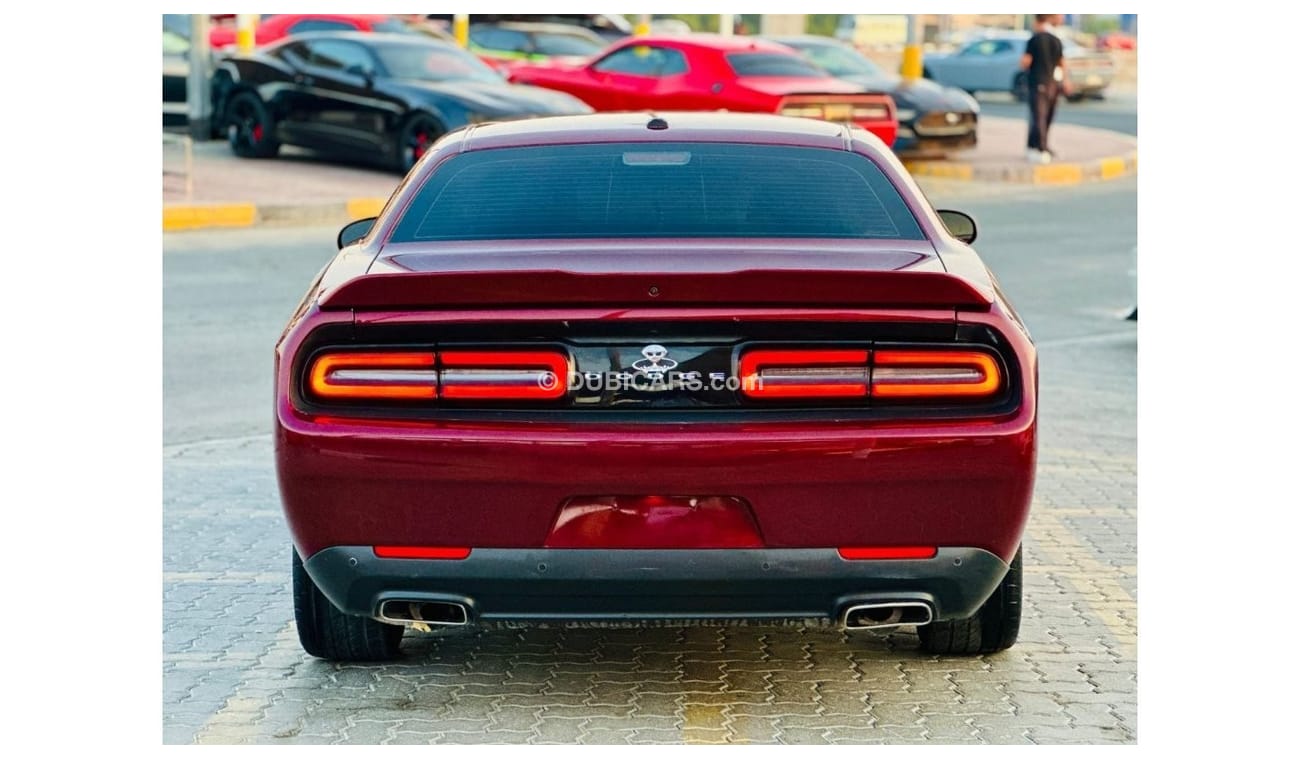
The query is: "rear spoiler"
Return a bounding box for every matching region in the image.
[318,270,993,311]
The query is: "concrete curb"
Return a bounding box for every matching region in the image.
[904,149,1137,185]
[163,198,385,232]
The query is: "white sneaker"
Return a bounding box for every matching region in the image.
[1026,148,1041,163]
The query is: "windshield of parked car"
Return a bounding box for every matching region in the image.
[391,142,924,241]
[789,43,882,77]
[533,31,604,56]
[375,42,502,83]
[726,52,829,78]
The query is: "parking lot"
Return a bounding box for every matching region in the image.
[163,177,1137,744]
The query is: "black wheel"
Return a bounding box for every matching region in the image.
[225,91,280,158]
[394,113,444,173]
[921,67,932,79]
[1012,72,1029,102]
[1066,92,1086,103]
[293,547,403,661]
[918,546,1022,655]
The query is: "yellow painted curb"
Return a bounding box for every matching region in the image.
[904,161,974,181]
[1033,163,1085,184]
[346,197,386,219]
[1099,156,1127,180]
[163,204,257,231]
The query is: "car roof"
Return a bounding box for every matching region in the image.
[626,34,797,54]
[473,21,600,36]
[457,112,861,153]
[764,34,846,47]
[273,30,459,49]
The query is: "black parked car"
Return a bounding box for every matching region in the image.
[211,32,592,171]
[768,35,980,156]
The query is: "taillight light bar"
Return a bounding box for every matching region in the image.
[439,350,568,400]
[871,350,1001,399]
[306,349,569,403]
[739,349,869,399]
[308,352,437,400]
[738,347,1003,401]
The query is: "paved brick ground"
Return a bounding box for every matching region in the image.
[162,328,1136,744]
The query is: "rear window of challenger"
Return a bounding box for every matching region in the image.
[389,142,925,241]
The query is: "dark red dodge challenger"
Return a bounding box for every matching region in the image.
[276,112,1037,661]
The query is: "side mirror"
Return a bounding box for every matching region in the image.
[937,209,977,244]
[337,217,376,250]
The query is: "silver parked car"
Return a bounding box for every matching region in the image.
[923,31,1114,101]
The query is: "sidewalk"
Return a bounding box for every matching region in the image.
[902,115,1137,184]
[163,114,1136,232]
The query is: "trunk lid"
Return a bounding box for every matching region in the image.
[318,241,991,310]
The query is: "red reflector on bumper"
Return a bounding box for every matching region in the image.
[373,546,472,560]
[838,546,938,560]
[545,496,763,549]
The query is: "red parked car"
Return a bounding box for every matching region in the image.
[506,35,898,147]
[278,112,1036,661]
[209,14,436,49]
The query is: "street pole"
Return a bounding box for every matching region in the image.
[453,14,469,48]
[719,13,734,37]
[635,14,650,36]
[901,14,922,80]
[187,13,212,140]
[236,13,258,54]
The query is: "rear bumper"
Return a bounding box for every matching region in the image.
[304,546,1010,623]
[278,415,1036,562]
[894,128,978,154]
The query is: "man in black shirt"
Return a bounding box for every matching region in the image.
[1021,14,1073,163]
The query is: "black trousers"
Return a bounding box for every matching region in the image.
[1027,80,1060,151]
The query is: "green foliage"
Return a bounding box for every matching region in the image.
[655,14,718,33]
[1081,15,1121,35]
[805,14,839,38]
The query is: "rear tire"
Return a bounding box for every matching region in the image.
[918,546,1022,655]
[293,548,404,661]
[394,112,445,173]
[225,91,280,159]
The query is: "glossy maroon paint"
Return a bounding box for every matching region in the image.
[544,496,765,549]
[506,35,899,146]
[274,113,1038,566]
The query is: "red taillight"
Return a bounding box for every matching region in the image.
[374,546,472,560]
[739,349,869,399]
[438,350,569,400]
[308,352,437,400]
[305,349,568,402]
[838,546,938,560]
[871,350,1002,399]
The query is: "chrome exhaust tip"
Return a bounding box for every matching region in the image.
[377,600,470,628]
[841,601,933,631]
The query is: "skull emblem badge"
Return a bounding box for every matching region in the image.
[632,344,678,377]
